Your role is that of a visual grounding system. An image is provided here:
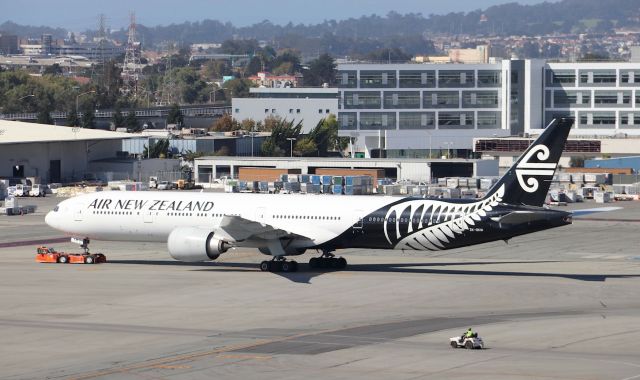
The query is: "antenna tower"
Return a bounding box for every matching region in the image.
[121,12,143,98]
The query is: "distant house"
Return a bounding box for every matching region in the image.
[247,72,303,88]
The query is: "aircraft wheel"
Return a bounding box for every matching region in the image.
[309,257,318,269]
[85,255,95,264]
[58,256,68,264]
[337,257,347,269]
[260,261,270,272]
[281,261,291,272]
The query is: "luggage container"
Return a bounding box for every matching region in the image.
[447,178,460,188]
[332,185,343,194]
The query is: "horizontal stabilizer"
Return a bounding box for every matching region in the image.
[571,207,622,217]
[491,211,544,227]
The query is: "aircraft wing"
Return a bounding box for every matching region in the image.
[215,215,311,242]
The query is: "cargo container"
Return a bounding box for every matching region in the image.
[332,185,343,194]
[315,168,385,184]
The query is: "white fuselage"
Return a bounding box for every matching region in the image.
[45,191,397,247]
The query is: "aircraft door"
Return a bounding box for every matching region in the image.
[74,207,83,222]
[255,207,267,223]
[352,209,364,235]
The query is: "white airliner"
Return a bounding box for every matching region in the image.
[46,118,579,272]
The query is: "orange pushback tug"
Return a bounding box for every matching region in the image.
[36,246,106,264]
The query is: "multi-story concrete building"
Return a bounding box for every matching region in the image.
[336,60,640,158]
[0,33,18,55]
[232,88,338,133]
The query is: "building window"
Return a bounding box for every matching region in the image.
[437,70,474,88]
[289,109,293,113]
[272,109,276,113]
[438,111,474,129]
[360,70,397,88]
[620,70,640,86]
[343,91,382,109]
[319,109,323,113]
[326,109,330,113]
[296,109,300,113]
[579,70,617,86]
[398,112,435,130]
[359,112,396,130]
[578,111,616,129]
[338,113,357,130]
[477,70,501,87]
[235,108,239,113]
[462,91,499,108]
[264,109,269,113]
[593,91,631,107]
[424,91,460,108]
[383,91,420,109]
[399,70,435,88]
[546,69,576,86]
[619,112,640,127]
[477,111,501,129]
[336,70,357,88]
[545,111,573,126]
[553,90,591,107]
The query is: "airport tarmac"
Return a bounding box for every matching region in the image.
[1,195,640,380]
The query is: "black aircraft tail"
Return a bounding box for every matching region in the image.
[483,117,574,207]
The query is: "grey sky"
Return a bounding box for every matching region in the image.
[2,0,557,31]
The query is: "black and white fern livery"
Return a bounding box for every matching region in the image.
[383,184,505,251]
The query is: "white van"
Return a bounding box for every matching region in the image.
[29,184,46,197]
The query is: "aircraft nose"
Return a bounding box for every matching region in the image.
[45,210,55,228]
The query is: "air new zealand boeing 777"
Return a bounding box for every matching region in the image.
[46,118,576,272]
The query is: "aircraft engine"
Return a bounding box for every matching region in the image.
[167,227,229,262]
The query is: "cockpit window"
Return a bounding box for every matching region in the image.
[53,206,59,212]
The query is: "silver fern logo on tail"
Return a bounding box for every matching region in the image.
[515,144,557,193]
[383,185,504,250]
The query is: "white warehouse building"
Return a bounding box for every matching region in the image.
[232,87,338,133]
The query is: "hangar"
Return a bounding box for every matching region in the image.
[0,120,131,183]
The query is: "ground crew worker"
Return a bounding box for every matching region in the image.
[465,328,474,338]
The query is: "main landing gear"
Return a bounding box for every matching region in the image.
[260,257,298,273]
[309,251,347,270]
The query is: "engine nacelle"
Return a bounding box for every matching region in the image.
[167,227,229,262]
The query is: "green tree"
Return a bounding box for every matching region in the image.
[80,105,95,129]
[167,104,184,127]
[125,111,141,132]
[143,139,171,159]
[211,113,240,132]
[294,136,318,157]
[36,105,54,125]
[223,78,253,99]
[304,53,336,86]
[112,106,125,130]
[260,118,302,157]
[66,108,79,127]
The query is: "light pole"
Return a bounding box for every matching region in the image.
[209,88,223,104]
[286,137,296,158]
[76,90,95,126]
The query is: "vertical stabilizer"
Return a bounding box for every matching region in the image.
[483,117,573,207]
